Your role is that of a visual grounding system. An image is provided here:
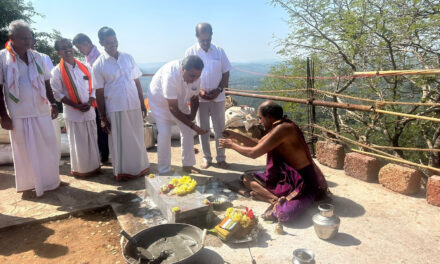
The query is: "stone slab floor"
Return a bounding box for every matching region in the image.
[1,139,439,264]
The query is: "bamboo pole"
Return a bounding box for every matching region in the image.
[305,127,440,173]
[225,90,372,111]
[226,90,440,123]
[310,124,397,159]
[352,149,440,174]
[374,109,440,123]
[353,69,440,77]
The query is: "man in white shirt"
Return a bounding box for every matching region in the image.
[185,23,231,169]
[73,33,109,164]
[148,55,208,174]
[51,38,100,178]
[92,27,149,181]
[0,20,60,197]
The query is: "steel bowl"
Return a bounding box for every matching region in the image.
[292,248,315,264]
[206,194,231,210]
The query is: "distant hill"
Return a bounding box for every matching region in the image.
[139,62,276,109]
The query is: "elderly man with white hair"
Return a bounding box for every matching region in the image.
[0,20,60,197]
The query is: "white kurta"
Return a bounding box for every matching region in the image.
[185,43,231,163]
[184,43,231,103]
[0,48,59,196]
[92,51,149,178]
[51,61,100,176]
[147,60,200,173]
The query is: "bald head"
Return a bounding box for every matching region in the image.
[195,23,213,37]
[258,101,284,120]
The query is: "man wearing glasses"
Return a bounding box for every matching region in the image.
[50,38,100,178]
[92,27,149,181]
[185,23,231,170]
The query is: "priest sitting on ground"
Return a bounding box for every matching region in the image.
[51,38,100,178]
[219,101,328,222]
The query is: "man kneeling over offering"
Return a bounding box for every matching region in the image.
[219,100,328,222]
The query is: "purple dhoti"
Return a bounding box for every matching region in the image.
[253,121,328,222]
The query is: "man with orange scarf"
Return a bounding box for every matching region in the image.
[50,38,100,178]
[0,20,60,197]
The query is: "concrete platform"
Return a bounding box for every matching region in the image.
[145,175,211,225]
[1,139,440,264]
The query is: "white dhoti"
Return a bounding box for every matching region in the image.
[108,109,150,180]
[197,101,226,163]
[66,120,100,177]
[10,115,60,197]
[150,104,195,174]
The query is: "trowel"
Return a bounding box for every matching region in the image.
[120,230,154,261]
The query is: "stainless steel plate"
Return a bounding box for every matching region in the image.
[207,194,229,205]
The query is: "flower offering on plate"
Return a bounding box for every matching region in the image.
[213,207,258,241]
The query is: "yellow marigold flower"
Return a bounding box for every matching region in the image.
[172,206,180,213]
[240,215,251,228]
[232,212,242,222]
[226,207,234,218]
[148,173,155,178]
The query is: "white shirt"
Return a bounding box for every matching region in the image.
[184,42,231,102]
[51,61,96,122]
[85,46,100,68]
[147,60,200,120]
[39,52,54,71]
[0,49,51,119]
[92,51,142,113]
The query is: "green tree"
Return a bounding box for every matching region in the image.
[0,0,37,45]
[1,0,82,65]
[34,30,65,64]
[266,0,440,169]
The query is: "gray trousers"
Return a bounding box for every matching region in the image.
[197,101,226,163]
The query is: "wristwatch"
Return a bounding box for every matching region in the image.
[50,103,57,107]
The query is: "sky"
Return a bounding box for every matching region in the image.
[29,0,290,63]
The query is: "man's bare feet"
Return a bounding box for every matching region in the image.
[182,166,200,174]
[250,191,277,203]
[201,160,212,169]
[217,161,228,169]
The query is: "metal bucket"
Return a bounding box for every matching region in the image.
[122,223,205,264]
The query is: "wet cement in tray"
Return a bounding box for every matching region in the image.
[147,234,200,263]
